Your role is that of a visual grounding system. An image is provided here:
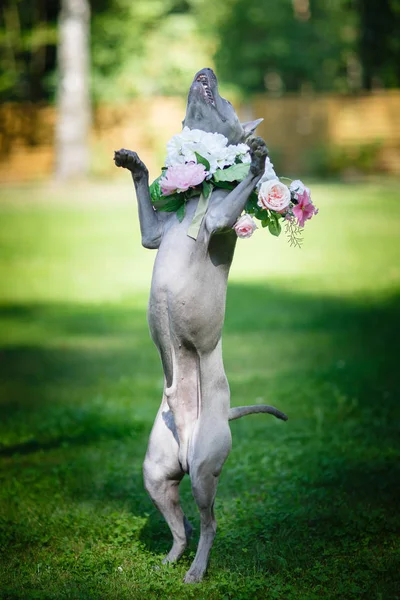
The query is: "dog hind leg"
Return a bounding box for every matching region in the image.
[184,464,219,583]
[183,347,232,583]
[143,402,192,563]
[184,418,232,583]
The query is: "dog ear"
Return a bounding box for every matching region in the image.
[241,118,264,139]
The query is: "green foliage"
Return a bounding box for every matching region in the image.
[0,0,213,103]
[194,152,211,171]
[213,163,250,182]
[245,190,274,227]
[153,194,185,213]
[211,0,359,94]
[268,211,281,236]
[0,0,58,101]
[1,0,399,103]
[149,173,164,204]
[150,174,185,212]
[176,202,186,222]
[211,180,236,191]
[359,0,400,89]
[306,141,383,177]
[0,179,400,598]
[202,180,213,199]
[90,0,212,101]
[261,217,270,228]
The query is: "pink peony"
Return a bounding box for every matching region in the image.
[292,189,318,228]
[233,214,257,238]
[258,180,291,212]
[159,163,207,196]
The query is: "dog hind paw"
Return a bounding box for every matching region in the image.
[183,568,204,584]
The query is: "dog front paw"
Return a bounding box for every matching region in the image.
[114,149,148,180]
[248,136,268,176]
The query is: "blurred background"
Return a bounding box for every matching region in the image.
[0,1,399,599]
[0,0,399,180]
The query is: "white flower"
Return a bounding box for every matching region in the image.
[164,128,251,174]
[236,143,250,156]
[257,156,278,189]
[165,136,189,167]
[165,127,200,166]
[264,157,277,180]
[290,179,310,198]
[234,143,251,164]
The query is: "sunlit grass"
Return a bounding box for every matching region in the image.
[0,179,399,599]
[1,178,399,303]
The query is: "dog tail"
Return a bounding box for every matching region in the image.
[228,405,288,422]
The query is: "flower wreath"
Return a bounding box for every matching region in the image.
[149,127,318,247]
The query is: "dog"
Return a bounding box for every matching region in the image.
[114,67,287,583]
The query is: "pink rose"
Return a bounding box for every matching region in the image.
[258,180,291,212]
[233,214,257,238]
[292,189,318,227]
[159,163,207,196]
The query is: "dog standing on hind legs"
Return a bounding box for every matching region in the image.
[114,67,287,584]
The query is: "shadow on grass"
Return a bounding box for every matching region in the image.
[0,283,399,597]
[0,417,145,457]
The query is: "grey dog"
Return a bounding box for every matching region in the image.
[114,68,287,583]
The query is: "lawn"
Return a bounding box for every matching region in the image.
[0,178,399,599]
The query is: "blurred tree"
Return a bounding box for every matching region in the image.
[90,0,212,101]
[358,0,400,89]
[0,0,58,102]
[0,0,399,104]
[0,0,211,103]
[55,0,90,179]
[205,0,359,94]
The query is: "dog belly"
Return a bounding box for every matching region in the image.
[148,241,228,354]
[146,218,234,470]
[149,277,225,354]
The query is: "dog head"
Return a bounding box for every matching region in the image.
[183,68,262,144]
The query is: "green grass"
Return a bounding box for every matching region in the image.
[0,179,399,599]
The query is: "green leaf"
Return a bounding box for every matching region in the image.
[149,175,164,204]
[268,212,282,236]
[176,203,186,222]
[255,207,268,220]
[213,163,250,183]
[248,191,259,204]
[202,180,213,199]
[153,194,184,212]
[246,192,269,222]
[245,191,260,214]
[212,180,236,191]
[185,188,201,199]
[261,218,270,228]
[195,152,211,172]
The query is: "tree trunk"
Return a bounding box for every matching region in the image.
[55,0,90,180]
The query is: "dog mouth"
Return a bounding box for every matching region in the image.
[195,73,215,106]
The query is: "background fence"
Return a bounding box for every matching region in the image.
[0,91,399,183]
